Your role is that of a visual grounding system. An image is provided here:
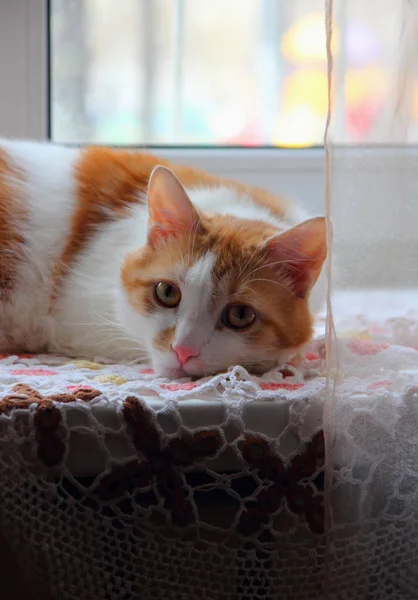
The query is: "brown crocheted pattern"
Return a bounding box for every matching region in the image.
[0,383,101,467]
[0,387,324,535]
[238,431,325,535]
[96,396,223,527]
[96,396,325,536]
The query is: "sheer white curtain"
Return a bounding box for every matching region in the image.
[324,0,418,596]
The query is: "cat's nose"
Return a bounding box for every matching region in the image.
[172,344,199,365]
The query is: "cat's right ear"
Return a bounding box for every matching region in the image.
[147,166,200,246]
[264,217,327,299]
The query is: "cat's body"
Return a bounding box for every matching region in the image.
[0,139,326,377]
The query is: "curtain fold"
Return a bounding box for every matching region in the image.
[324,1,418,596]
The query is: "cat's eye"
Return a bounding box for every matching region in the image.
[223,304,256,330]
[154,281,181,308]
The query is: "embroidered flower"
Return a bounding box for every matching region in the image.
[11,369,58,376]
[347,339,389,355]
[160,382,198,391]
[67,360,103,370]
[95,374,127,386]
[279,367,294,378]
[66,384,93,392]
[259,382,304,391]
[305,352,320,361]
[368,380,392,390]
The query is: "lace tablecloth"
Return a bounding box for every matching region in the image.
[0,290,416,475]
[0,290,416,600]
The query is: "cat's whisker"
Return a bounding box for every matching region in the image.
[94,312,121,328]
[239,286,258,298]
[54,321,121,336]
[243,257,313,281]
[238,246,264,281]
[88,311,148,353]
[187,218,200,265]
[64,265,106,287]
[247,278,292,293]
[125,356,147,367]
[54,311,131,340]
[239,255,266,288]
[97,334,136,345]
[105,344,145,357]
[239,257,312,290]
[170,236,186,267]
[62,328,125,347]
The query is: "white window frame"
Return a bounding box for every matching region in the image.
[0,0,326,215]
[0,0,48,140]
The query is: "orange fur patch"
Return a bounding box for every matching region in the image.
[153,327,176,352]
[51,148,289,302]
[204,216,314,349]
[121,246,181,315]
[0,149,26,300]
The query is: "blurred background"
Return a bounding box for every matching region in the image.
[50,0,414,147]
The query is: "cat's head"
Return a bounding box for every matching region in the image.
[118,166,327,377]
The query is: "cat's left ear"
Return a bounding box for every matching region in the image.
[147,165,200,246]
[265,217,327,298]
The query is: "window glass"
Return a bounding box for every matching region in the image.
[50,0,410,146]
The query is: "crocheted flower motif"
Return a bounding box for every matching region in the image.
[95,396,224,528]
[238,431,325,536]
[0,384,102,467]
[240,434,284,481]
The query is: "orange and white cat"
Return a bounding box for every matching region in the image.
[0,140,326,377]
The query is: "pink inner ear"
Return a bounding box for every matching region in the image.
[147,165,200,246]
[266,217,327,298]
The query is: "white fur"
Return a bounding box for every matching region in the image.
[188,186,286,228]
[0,140,79,352]
[174,253,216,347]
[0,139,324,375]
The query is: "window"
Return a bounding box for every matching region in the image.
[49,0,414,147]
[50,0,326,147]
[0,0,413,219]
[1,0,416,146]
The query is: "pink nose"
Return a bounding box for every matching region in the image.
[173,345,199,365]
